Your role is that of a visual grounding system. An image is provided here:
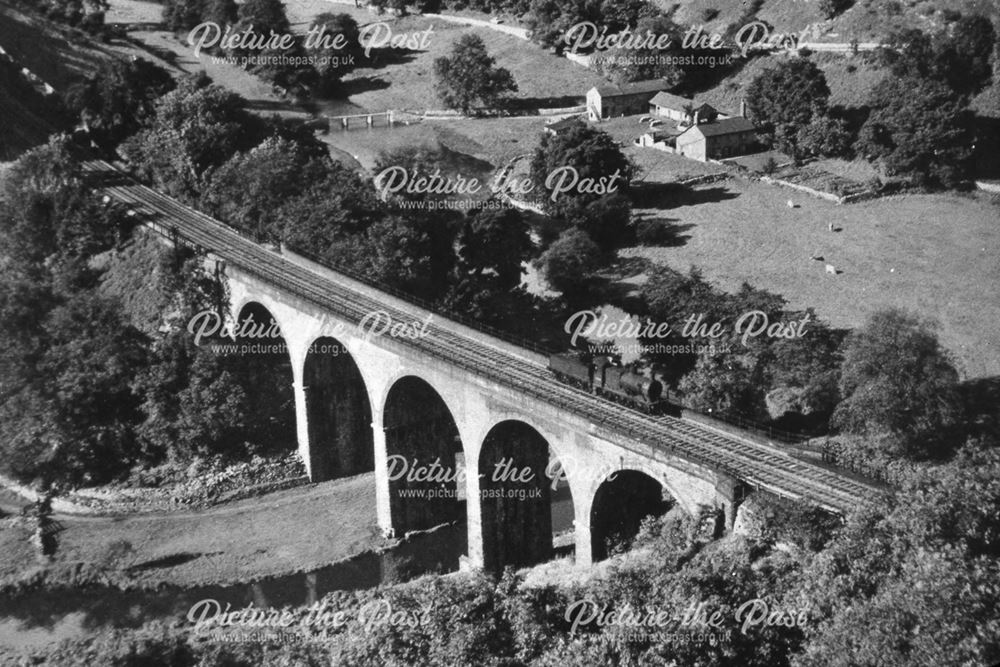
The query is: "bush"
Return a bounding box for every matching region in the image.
[538,228,602,295]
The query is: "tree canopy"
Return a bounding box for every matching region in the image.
[832,308,962,457]
[855,75,974,187]
[746,60,831,156]
[433,34,518,113]
[65,58,176,149]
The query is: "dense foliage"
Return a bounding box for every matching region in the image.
[745,59,832,158]
[27,0,107,32]
[530,125,634,216]
[832,308,963,457]
[640,265,844,429]
[65,58,176,149]
[855,75,975,188]
[0,140,294,486]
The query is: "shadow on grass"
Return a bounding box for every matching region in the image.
[634,219,695,247]
[128,552,217,572]
[631,182,740,209]
[358,47,421,71]
[563,256,653,315]
[341,74,392,97]
[505,95,585,112]
[243,98,311,114]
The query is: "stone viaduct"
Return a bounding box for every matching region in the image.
[86,159,880,575]
[224,255,733,571]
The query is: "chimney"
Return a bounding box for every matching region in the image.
[740,98,747,118]
[693,109,701,125]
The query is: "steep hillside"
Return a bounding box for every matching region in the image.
[657,0,998,40]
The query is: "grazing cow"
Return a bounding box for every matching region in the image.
[825,264,837,275]
[787,200,795,208]
[828,222,835,232]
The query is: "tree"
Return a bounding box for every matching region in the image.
[746,60,831,155]
[855,76,973,187]
[832,308,962,457]
[1,140,133,274]
[936,14,997,96]
[275,163,383,248]
[121,77,256,201]
[562,192,632,254]
[363,213,458,301]
[529,124,633,218]
[794,437,1000,667]
[433,34,518,113]
[538,228,601,296]
[163,0,204,31]
[37,0,108,31]
[453,205,531,292]
[16,294,147,484]
[594,15,708,89]
[201,136,319,239]
[235,0,289,34]
[229,0,315,91]
[882,18,996,97]
[202,0,238,27]
[524,0,583,50]
[308,13,361,95]
[65,58,175,148]
[796,114,853,158]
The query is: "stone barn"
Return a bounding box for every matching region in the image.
[649,92,719,124]
[586,79,671,120]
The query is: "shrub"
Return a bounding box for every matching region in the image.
[538,228,602,295]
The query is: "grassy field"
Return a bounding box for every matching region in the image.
[324,115,570,173]
[0,474,382,588]
[105,0,162,24]
[330,14,602,111]
[626,180,1000,378]
[283,0,605,112]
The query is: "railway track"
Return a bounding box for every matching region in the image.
[81,160,884,514]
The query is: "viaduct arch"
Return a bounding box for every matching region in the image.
[225,269,752,572]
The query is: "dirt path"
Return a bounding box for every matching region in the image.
[0,474,384,587]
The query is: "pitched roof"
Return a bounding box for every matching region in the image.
[592,79,671,98]
[646,130,678,141]
[649,91,693,109]
[686,117,756,138]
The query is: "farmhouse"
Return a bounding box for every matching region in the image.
[586,79,672,120]
[648,92,719,124]
[675,117,757,160]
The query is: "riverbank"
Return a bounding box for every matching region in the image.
[0,473,386,593]
[0,454,308,517]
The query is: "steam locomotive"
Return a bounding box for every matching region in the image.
[548,352,679,416]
